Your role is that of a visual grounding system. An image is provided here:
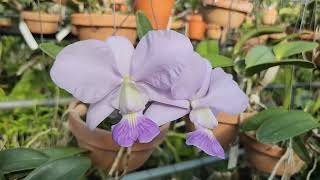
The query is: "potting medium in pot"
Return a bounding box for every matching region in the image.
[71,14,137,43]
[68,102,170,172]
[241,134,304,176]
[21,11,60,34]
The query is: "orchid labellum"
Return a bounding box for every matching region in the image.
[50,30,209,147]
[145,68,249,158]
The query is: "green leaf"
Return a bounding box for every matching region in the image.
[196,40,219,55]
[136,11,153,40]
[0,170,5,180]
[39,43,63,59]
[196,40,234,67]
[240,108,287,132]
[41,147,86,160]
[292,136,311,163]
[273,41,318,59]
[24,156,91,180]
[256,111,320,144]
[0,148,49,174]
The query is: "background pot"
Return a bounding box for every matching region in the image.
[0,18,12,28]
[207,24,221,39]
[187,14,206,40]
[241,133,304,176]
[68,102,170,172]
[71,13,137,43]
[21,11,60,34]
[204,8,246,29]
[185,112,239,149]
[134,0,175,29]
[262,8,277,25]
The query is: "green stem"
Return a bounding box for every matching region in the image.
[283,66,294,110]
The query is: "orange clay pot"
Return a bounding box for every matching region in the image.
[0,18,12,27]
[134,0,175,29]
[68,101,170,172]
[185,112,240,149]
[241,133,304,176]
[21,11,60,34]
[187,14,206,40]
[262,7,278,25]
[207,24,221,39]
[71,13,137,43]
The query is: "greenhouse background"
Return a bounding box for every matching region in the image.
[0,0,319,179]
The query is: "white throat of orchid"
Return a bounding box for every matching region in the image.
[189,99,218,129]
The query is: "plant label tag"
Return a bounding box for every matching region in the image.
[227,143,239,169]
[19,20,38,50]
[56,25,71,42]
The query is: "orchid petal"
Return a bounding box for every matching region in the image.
[193,68,248,115]
[50,40,121,103]
[105,36,134,76]
[186,128,225,158]
[189,108,218,129]
[86,94,116,130]
[112,114,160,147]
[131,30,194,90]
[144,102,190,126]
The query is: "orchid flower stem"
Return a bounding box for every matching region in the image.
[109,147,125,176]
[165,139,181,162]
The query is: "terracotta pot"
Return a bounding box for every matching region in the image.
[68,102,170,172]
[241,133,304,176]
[202,0,253,14]
[262,8,277,25]
[207,24,221,39]
[185,112,239,149]
[134,0,175,29]
[21,11,60,34]
[0,18,12,27]
[242,35,269,52]
[204,8,246,28]
[71,13,137,43]
[187,14,206,40]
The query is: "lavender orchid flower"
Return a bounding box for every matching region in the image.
[50,30,208,147]
[145,68,249,158]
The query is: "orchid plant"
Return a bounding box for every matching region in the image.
[49,30,248,158]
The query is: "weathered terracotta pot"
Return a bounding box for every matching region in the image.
[71,13,137,43]
[0,18,12,27]
[68,102,170,172]
[134,0,175,29]
[21,11,60,34]
[241,133,304,176]
[242,35,269,51]
[207,24,221,39]
[185,112,239,149]
[187,14,206,40]
[262,7,277,25]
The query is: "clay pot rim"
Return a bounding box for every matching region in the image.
[21,11,60,22]
[242,133,286,158]
[203,0,253,13]
[68,101,170,152]
[71,13,136,28]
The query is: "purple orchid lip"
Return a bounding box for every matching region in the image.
[111,112,160,147]
[186,128,225,159]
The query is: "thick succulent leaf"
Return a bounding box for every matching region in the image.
[41,147,86,160]
[24,156,91,180]
[293,136,311,163]
[256,110,320,144]
[273,41,318,59]
[136,11,153,40]
[240,108,287,132]
[39,43,63,59]
[0,148,48,174]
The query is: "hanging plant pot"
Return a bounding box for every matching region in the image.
[134,0,175,29]
[187,14,206,40]
[0,18,12,28]
[185,112,240,149]
[207,24,221,39]
[262,7,277,25]
[68,102,170,172]
[241,133,304,176]
[71,13,137,43]
[21,11,60,34]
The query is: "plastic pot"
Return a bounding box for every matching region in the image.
[71,13,137,43]
[134,0,175,29]
[241,133,304,176]
[21,11,60,34]
[187,14,206,40]
[68,102,170,172]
